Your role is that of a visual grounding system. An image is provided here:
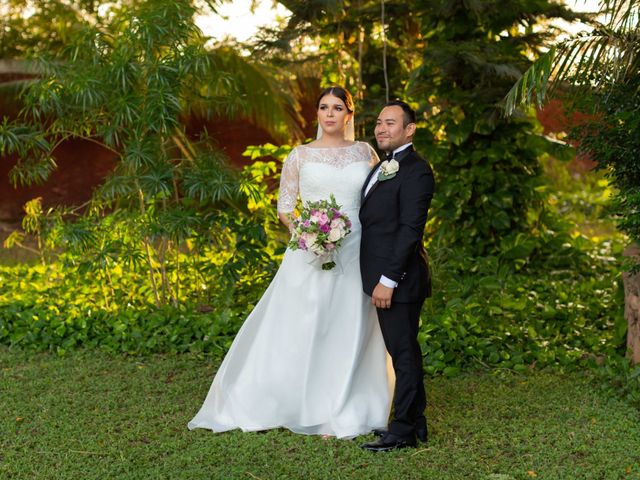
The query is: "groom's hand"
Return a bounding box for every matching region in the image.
[372,283,394,309]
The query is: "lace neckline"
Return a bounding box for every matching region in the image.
[300,142,359,150]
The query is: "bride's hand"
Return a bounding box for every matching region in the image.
[278,211,296,233]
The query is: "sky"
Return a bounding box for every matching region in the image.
[195,0,290,42]
[196,0,603,42]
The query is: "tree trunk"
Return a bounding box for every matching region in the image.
[623,244,640,365]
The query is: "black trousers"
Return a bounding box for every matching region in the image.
[376,301,426,438]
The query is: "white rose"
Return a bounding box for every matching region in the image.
[305,232,318,248]
[380,159,400,176]
[328,227,342,242]
[310,242,325,255]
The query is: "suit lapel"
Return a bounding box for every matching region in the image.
[361,181,378,206]
[361,146,416,207]
[361,164,379,202]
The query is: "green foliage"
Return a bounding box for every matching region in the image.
[267,0,601,254]
[540,154,616,242]
[0,1,301,141]
[0,242,269,356]
[241,142,294,249]
[263,0,600,310]
[571,76,640,258]
[0,0,100,58]
[420,120,553,256]
[405,1,578,259]
[504,0,639,265]
[0,145,290,355]
[0,0,303,312]
[594,353,640,408]
[0,1,633,406]
[422,236,626,375]
[504,0,639,114]
[262,0,431,128]
[0,207,625,375]
[252,3,632,384]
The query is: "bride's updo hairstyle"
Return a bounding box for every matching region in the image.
[316,86,354,113]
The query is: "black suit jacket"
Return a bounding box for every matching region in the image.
[359,145,435,303]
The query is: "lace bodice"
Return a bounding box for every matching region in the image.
[277,141,379,214]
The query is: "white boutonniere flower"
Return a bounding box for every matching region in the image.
[378,159,399,181]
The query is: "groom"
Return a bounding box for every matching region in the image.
[359,100,435,452]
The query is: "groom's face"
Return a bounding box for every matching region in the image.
[374,106,415,153]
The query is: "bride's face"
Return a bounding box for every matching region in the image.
[317,94,352,137]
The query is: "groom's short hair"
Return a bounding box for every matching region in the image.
[385,100,416,127]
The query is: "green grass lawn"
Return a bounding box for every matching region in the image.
[2,347,640,480]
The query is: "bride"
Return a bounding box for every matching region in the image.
[188,86,393,439]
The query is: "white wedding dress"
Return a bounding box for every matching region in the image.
[188,141,394,439]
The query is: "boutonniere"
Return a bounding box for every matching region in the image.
[378,159,399,181]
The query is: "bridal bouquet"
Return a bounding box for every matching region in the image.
[288,194,352,270]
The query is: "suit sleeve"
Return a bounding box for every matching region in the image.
[382,161,435,283]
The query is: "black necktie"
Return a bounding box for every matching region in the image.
[385,152,393,161]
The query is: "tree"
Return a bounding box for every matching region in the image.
[0,0,302,142]
[263,0,583,257]
[0,0,299,307]
[504,0,639,115]
[503,0,639,251]
[401,0,582,259]
[504,0,640,363]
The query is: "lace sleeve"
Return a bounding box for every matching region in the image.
[364,142,381,167]
[277,148,300,213]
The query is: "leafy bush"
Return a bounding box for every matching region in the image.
[0,141,627,383]
[422,235,625,375]
[0,242,273,356]
[0,236,625,374]
[0,144,291,355]
[1,210,625,373]
[0,0,298,312]
[594,353,640,409]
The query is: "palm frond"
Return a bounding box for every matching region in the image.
[504,0,639,114]
[195,46,303,143]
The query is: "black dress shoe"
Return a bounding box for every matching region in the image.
[373,427,427,443]
[360,434,417,452]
